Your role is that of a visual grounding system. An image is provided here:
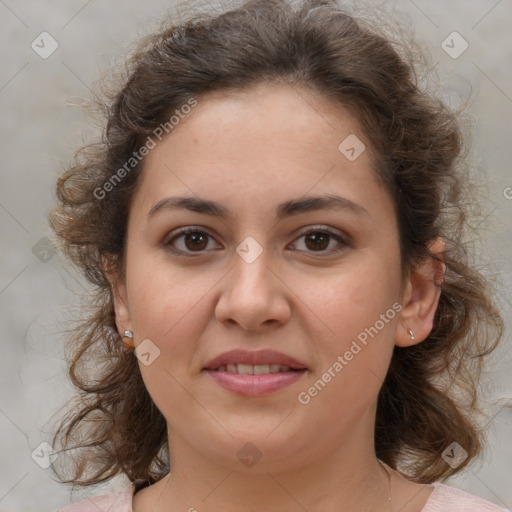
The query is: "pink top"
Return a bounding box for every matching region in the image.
[55,482,509,511]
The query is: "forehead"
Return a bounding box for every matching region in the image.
[179,82,370,155]
[131,82,392,223]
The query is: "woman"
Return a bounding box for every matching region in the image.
[49,0,507,510]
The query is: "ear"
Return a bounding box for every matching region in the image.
[102,256,134,349]
[396,237,446,347]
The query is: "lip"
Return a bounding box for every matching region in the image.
[205,369,307,396]
[203,349,308,371]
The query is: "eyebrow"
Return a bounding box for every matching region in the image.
[147,194,370,221]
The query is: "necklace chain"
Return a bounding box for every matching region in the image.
[379,460,393,510]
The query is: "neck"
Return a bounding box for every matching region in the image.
[139,419,392,512]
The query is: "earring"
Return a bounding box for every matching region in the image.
[407,328,415,341]
[122,330,135,349]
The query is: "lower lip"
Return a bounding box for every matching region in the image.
[204,369,307,396]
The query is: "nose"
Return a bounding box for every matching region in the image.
[214,247,292,332]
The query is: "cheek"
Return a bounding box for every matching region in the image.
[301,257,400,338]
[294,267,399,427]
[295,251,401,393]
[125,254,218,416]
[124,253,213,390]
[126,245,207,334]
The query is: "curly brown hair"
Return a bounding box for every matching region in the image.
[49,0,503,493]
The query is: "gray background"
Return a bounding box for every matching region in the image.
[0,0,511,510]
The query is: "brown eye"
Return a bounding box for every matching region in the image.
[164,228,221,254]
[304,232,330,251]
[291,228,349,254]
[183,231,209,251]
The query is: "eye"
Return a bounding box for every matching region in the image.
[289,227,350,254]
[162,225,350,256]
[163,227,221,254]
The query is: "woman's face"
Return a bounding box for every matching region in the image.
[114,82,411,472]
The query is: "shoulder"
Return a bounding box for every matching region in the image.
[54,484,135,512]
[423,482,508,512]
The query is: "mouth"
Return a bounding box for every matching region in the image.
[202,349,308,396]
[209,363,302,374]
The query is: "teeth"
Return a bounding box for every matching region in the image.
[215,364,294,374]
[253,364,270,375]
[237,364,254,375]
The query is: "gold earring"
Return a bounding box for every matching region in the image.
[407,328,415,341]
[122,330,135,349]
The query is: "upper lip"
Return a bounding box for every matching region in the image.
[203,349,308,370]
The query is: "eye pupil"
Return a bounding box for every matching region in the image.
[305,232,330,251]
[185,232,208,251]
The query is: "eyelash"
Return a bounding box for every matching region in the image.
[162,226,351,256]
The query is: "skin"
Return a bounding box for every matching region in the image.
[110,82,445,512]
